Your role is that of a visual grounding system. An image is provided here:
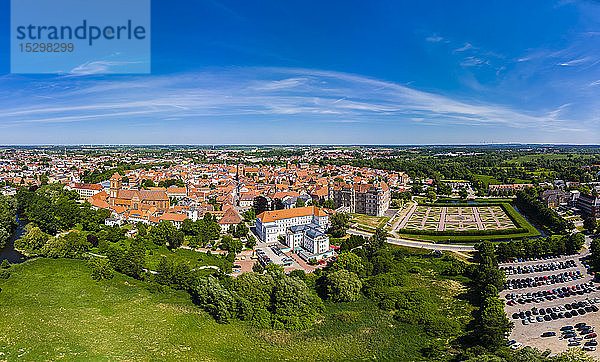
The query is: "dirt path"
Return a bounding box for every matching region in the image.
[397,202,417,229]
[437,207,447,231]
[473,207,484,230]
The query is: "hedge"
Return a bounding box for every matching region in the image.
[396,227,528,237]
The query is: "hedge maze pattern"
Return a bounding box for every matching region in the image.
[399,205,516,232]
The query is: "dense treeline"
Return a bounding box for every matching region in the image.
[467,242,513,352]
[192,271,324,330]
[514,190,572,233]
[495,234,585,261]
[16,184,110,236]
[589,238,600,276]
[180,215,221,247]
[317,228,478,358]
[0,195,17,249]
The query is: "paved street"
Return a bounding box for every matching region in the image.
[347,229,476,251]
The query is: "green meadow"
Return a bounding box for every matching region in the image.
[0,257,473,361]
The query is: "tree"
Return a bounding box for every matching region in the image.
[411,184,423,195]
[296,198,305,208]
[233,221,249,238]
[420,341,448,360]
[322,199,335,209]
[426,189,436,202]
[245,234,256,249]
[265,263,284,274]
[272,198,284,210]
[42,232,90,258]
[437,183,452,196]
[565,233,585,255]
[252,262,264,273]
[367,227,389,254]
[583,216,597,234]
[329,212,351,238]
[473,292,513,349]
[458,188,468,199]
[552,347,597,362]
[87,234,99,248]
[148,221,184,250]
[253,196,269,216]
[330,252,365,276]
[242,208,255,221]
[88,257,114,280]
[221,235,242,253]
[15,226,48,253]
[326,269,362,302]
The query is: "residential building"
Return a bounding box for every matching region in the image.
[540,189,569,208]
[66,182,103,198]
[576,193,600,218]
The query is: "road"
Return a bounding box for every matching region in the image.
[347,229,476,252]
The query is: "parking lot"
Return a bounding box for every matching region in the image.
[502,252,600,357]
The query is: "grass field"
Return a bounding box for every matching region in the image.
[350,213,390,229]
[0,258,474,361]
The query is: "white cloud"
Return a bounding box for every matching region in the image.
[0,67,581,134]
[454,43,474,52]
[426,35,444,42]
[69,60,144,75]
[557,57,591,66]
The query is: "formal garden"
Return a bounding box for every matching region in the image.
[396,203,541,242]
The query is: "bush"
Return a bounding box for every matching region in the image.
[0,260,10,269]
[333,311,359,323]
[88,257,114,280]
[0,269,10,279]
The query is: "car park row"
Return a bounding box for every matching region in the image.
[504,271,585,290]
[505,282,596,306]
[501,260,577,276]
[511,298,600,325]
[500,255,563,264]
[559,323,598,350]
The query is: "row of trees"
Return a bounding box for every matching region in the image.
[0,195,16,249]
[470,241,513,351]
[515,190,572,233]
[495,234,585,261]
[16,184,110,235]
[16,227,91,258]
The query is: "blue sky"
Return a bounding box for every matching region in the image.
[1,0,599,144]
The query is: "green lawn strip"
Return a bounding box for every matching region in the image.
[146,246,229,271]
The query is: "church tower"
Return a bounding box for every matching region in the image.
[109,172,122,205]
